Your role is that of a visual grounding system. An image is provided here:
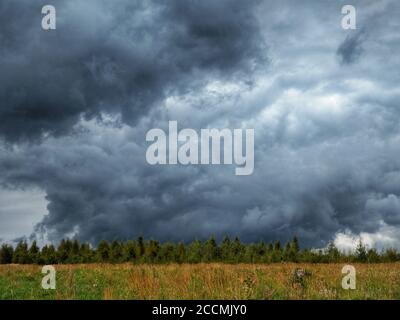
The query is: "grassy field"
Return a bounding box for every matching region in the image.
[0,263,399,300]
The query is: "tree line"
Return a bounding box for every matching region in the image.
[0,236,399,265]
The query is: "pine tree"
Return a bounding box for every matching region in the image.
[136,236,145,261]
[0,244,14,264]
[157,242,173,263]
[13,240,29,264]
[41,244,57,264]
[144,240,160,263]
[282,237,300,262]
[80,243,93,263]
[291,236,300,253]
[70,239,81,263]
[283,241,292,261]
[273,241,281,251]
[175,242,186,263]
[187,240,203,263]
[57,239,72,263]
[110,240,124,263]
[123,240,137,262]
[96,240,110,262]
[327,242,340,263]
[355,240,367,262]
[271,241,282,262]
[220,236,232,262]
[382,248,398,262]
[203,236,218,262]
[366,248,380,263]
[243,245,255,263]
[28,241,40,264]
[231,237,244,262]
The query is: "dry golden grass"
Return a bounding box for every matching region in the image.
[0,263,399,300]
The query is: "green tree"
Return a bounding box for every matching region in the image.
[203,236,218,262]
[231,237,244,262]
[187,240,203,263]
[382,248,399,262]
[110,240,124,263]
[326,242,340,263]
[355,240,367,262]
[136,236,145,261]
[13,240,29,264]
[273,241,281,252]
[256,241,267,257]
[243,245,255,263]
[57,239,72,263]
[123,240,138,262]
[366,248,380,263]
[80,243,94,263]
[283,237,300,262]
[40,244,57,264]
[28,241,40,264]
[97,240,111,262]
[144,240,160,263]
[70,239,81,263]
[175,242,186,264]
[271,241,282,262]
[291,236,300,253]
[220,236,232,262]
[0,244,14,264]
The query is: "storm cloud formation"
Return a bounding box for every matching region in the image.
[336,30,365,64]
[1,0,400,248]
[0,0,266,142]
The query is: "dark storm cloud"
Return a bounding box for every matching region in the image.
[1,0,400,248]
[336,30,366,65]
[0,0,266,142]
[366,195,400,226]
[2,118,400,247]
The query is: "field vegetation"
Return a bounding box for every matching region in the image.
[1,236,399,265]
[0,263,399,300]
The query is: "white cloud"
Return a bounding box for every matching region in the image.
[334,223,400,252]
[0,188,48,243]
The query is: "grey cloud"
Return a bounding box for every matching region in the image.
[1,0,400,248]
[366,195,400,225]
[0,0,266,142]
[337,30,366,65]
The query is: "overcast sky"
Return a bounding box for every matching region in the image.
[1,0,400,249]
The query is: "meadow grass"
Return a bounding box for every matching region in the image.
[0,263,399,300]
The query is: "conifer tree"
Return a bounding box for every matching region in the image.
[136,236,145,261]
[110,240,124,263]
[291,236,300,253]
[145,240,160,263]
[326,242,340,263]
[175,242,186,263]
[57,239,72,263]
[187,240,203,263]
[355,240,367,262]
[28,241,40,264]
[273,241,281,252]
[80,243,93,263]
[231,237,244,262]
[220,236,232,262]
[97,240,111,262]
[41,244,57,264]
[0,244,14,264]
[203,236,218,262]
[13,240,29,264]
[123,240,138,262]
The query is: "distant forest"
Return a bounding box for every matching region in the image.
[1,236,399,264]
